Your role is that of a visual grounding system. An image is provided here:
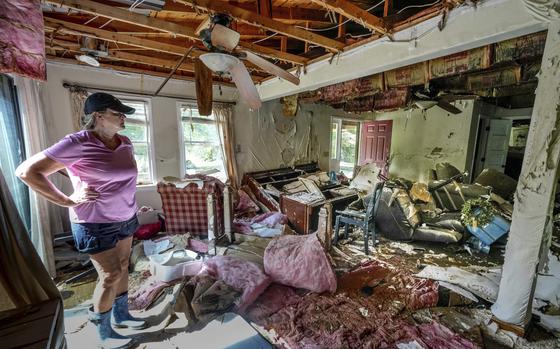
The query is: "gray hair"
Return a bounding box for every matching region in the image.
[82,112,97,130]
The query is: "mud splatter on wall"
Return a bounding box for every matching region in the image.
[233,99,335,177]
[372,99,476,182]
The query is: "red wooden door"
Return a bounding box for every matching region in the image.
[359,120,393,173]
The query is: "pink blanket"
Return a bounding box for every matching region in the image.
[0,0,46,80]
[264,233,337,293]
[200,256,271,312]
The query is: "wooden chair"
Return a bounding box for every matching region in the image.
[333,181,385,255]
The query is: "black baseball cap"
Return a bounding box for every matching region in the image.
[84,92,135,115]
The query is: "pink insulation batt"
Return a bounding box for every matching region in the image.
[0,0,46,80]
[264,233,337,293]
[200,256,271,312]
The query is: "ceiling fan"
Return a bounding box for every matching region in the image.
[75,37,108,67]
[195,14,301,113]
[409,87,465,115]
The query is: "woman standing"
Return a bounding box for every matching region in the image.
[16,92,146,349]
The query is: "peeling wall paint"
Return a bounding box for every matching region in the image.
[367,100,476,182]
[492,20,560,326]
[233,99,338,177]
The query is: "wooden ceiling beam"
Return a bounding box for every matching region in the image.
[43,17,264,72]
[309,0,387,35]
[175,0,345,52]
[257,0,273,18]
[44,17,268,73]
[44,17,197,57]
[44,0,307,65]
[47,54,204,82]
[162,1,331,24]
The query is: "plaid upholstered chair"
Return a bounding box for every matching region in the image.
[157,175,225,238]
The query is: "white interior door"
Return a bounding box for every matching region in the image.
[474,118,512,176]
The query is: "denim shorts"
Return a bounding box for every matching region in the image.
[71,215,139,255]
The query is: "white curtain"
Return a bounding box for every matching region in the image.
[213,103,239,187]
[13,76,63,277]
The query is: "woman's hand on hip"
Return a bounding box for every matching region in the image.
[68,186,99,206]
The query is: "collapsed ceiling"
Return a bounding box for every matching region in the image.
[42,0,464,84]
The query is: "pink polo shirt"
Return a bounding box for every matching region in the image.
[44,130,138,223]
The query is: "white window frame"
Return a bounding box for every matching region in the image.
[115,95,156,186]
[330,116,361,177]
[176,102,226,179]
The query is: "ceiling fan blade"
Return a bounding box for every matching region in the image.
[211,24,240,52]
[195,16,212,36]
[436,100,462,114]
[242,50,300,85]
[229,60,262,110]
[195,58,213,116]
[414,100,438,110]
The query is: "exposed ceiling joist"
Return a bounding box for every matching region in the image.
[174,0,346,52]
[44,17,267,73]
[44,0,307,65]
[46,55,216,84]
[44,17,196,57]
[257,0,273,18]
[163,1,331,24]
[46,39,197,73]
[309,0,387,34]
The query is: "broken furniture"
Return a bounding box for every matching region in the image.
[157,175,227,240]
[376,181,463,243]
[241,162,321,211]
[280,182,358,235]
[333,181,385,254]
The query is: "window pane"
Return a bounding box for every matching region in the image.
[180,105,215,120]
[132,143,151,184]
[340,123,359,178]
[330,122,338,159]
[0,74,31,233]
[184,143,224,173]
[182,121,219,143]
[122,100,147,122]
[120,123,146,142]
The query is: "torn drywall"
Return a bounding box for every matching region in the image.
[234,99,332,176]
[372,100,475,182]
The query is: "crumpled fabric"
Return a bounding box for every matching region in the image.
[264,233,337,293]
[199,256,271,312]
[129,277,175,310]
[235,189,260,216]
[233,211,288,237]
[0,0,46,80]
[184,275,240,325]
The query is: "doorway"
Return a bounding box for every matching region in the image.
[330,118,360,178]
[359,120,393,175]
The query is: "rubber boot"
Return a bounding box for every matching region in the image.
[88,307,133,349]
[111,292,147,330]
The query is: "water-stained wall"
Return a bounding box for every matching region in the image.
[234,99,342,177]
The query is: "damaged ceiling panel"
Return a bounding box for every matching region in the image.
[290,31,546,112]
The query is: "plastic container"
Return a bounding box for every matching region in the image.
[148,249,203,282]
[467,214,510,246]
